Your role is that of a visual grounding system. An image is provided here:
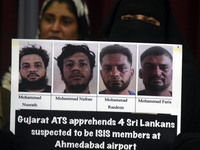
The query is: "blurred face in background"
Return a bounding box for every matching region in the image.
[39,1,79,40]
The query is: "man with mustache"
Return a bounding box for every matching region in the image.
[57,44,95,93]
[19,45,51,92]
[99,44,135,95]
[138,46,173,96]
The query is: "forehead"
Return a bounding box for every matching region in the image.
[21,54,43,63]
[102,53,129,65]
[63,52,89,62]
[142,55,172,65]
[44,1,75,17]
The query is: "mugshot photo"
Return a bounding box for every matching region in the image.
[53,41,98,94]
[99,43,137,95]
[18,41,52,93]
[138,45,173,97]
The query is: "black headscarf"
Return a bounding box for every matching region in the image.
[101,0,200,133]
[101,0,186,44]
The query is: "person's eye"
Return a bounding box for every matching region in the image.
[35,64,42,68]
[143,64,155,70]
[121,14,137,20]
[117,66,127,72]
[145,17,160,26]
[122,16,133,20]
[146,19,156,25]
[159,65,169,71]
[43,15,54,23]
[79,62,87,67]
[22,64,30,69]
[65,63,74,68]
[61,18,73,26]
[121,15,136,21]
[103,66,112,72]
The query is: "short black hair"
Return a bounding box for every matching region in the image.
[100,44,132,66]
[57,44,95,75]
[19,45,49,69]
[140,46,173,63]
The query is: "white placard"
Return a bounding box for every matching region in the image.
[10,39,182,134]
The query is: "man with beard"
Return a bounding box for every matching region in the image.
[19,45,51,92]
[57,44,95,93]
[99,44,135,95]
[138,46,172,96]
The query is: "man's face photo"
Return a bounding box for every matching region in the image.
[20,54,46,82]
[139,54,172,93]
[62,52,93,92]
[100,53,134,93]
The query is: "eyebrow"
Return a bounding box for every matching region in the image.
[64,59,89,63]
[21,62,29,65]
[22,60,42,64]
[44,13,73,19]
[143,62,171,67]
[103,63,128,66]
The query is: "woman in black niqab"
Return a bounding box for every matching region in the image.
[101,0,200,134]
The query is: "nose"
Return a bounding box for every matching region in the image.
[111,66,120,76]
[51,20,61,32]
[29,65,36,72]
[71,63,80,71]
[152,66,162,76]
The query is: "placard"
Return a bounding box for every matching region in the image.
[11,39,182,149]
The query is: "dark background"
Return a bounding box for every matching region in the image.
[0,0,200,80]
